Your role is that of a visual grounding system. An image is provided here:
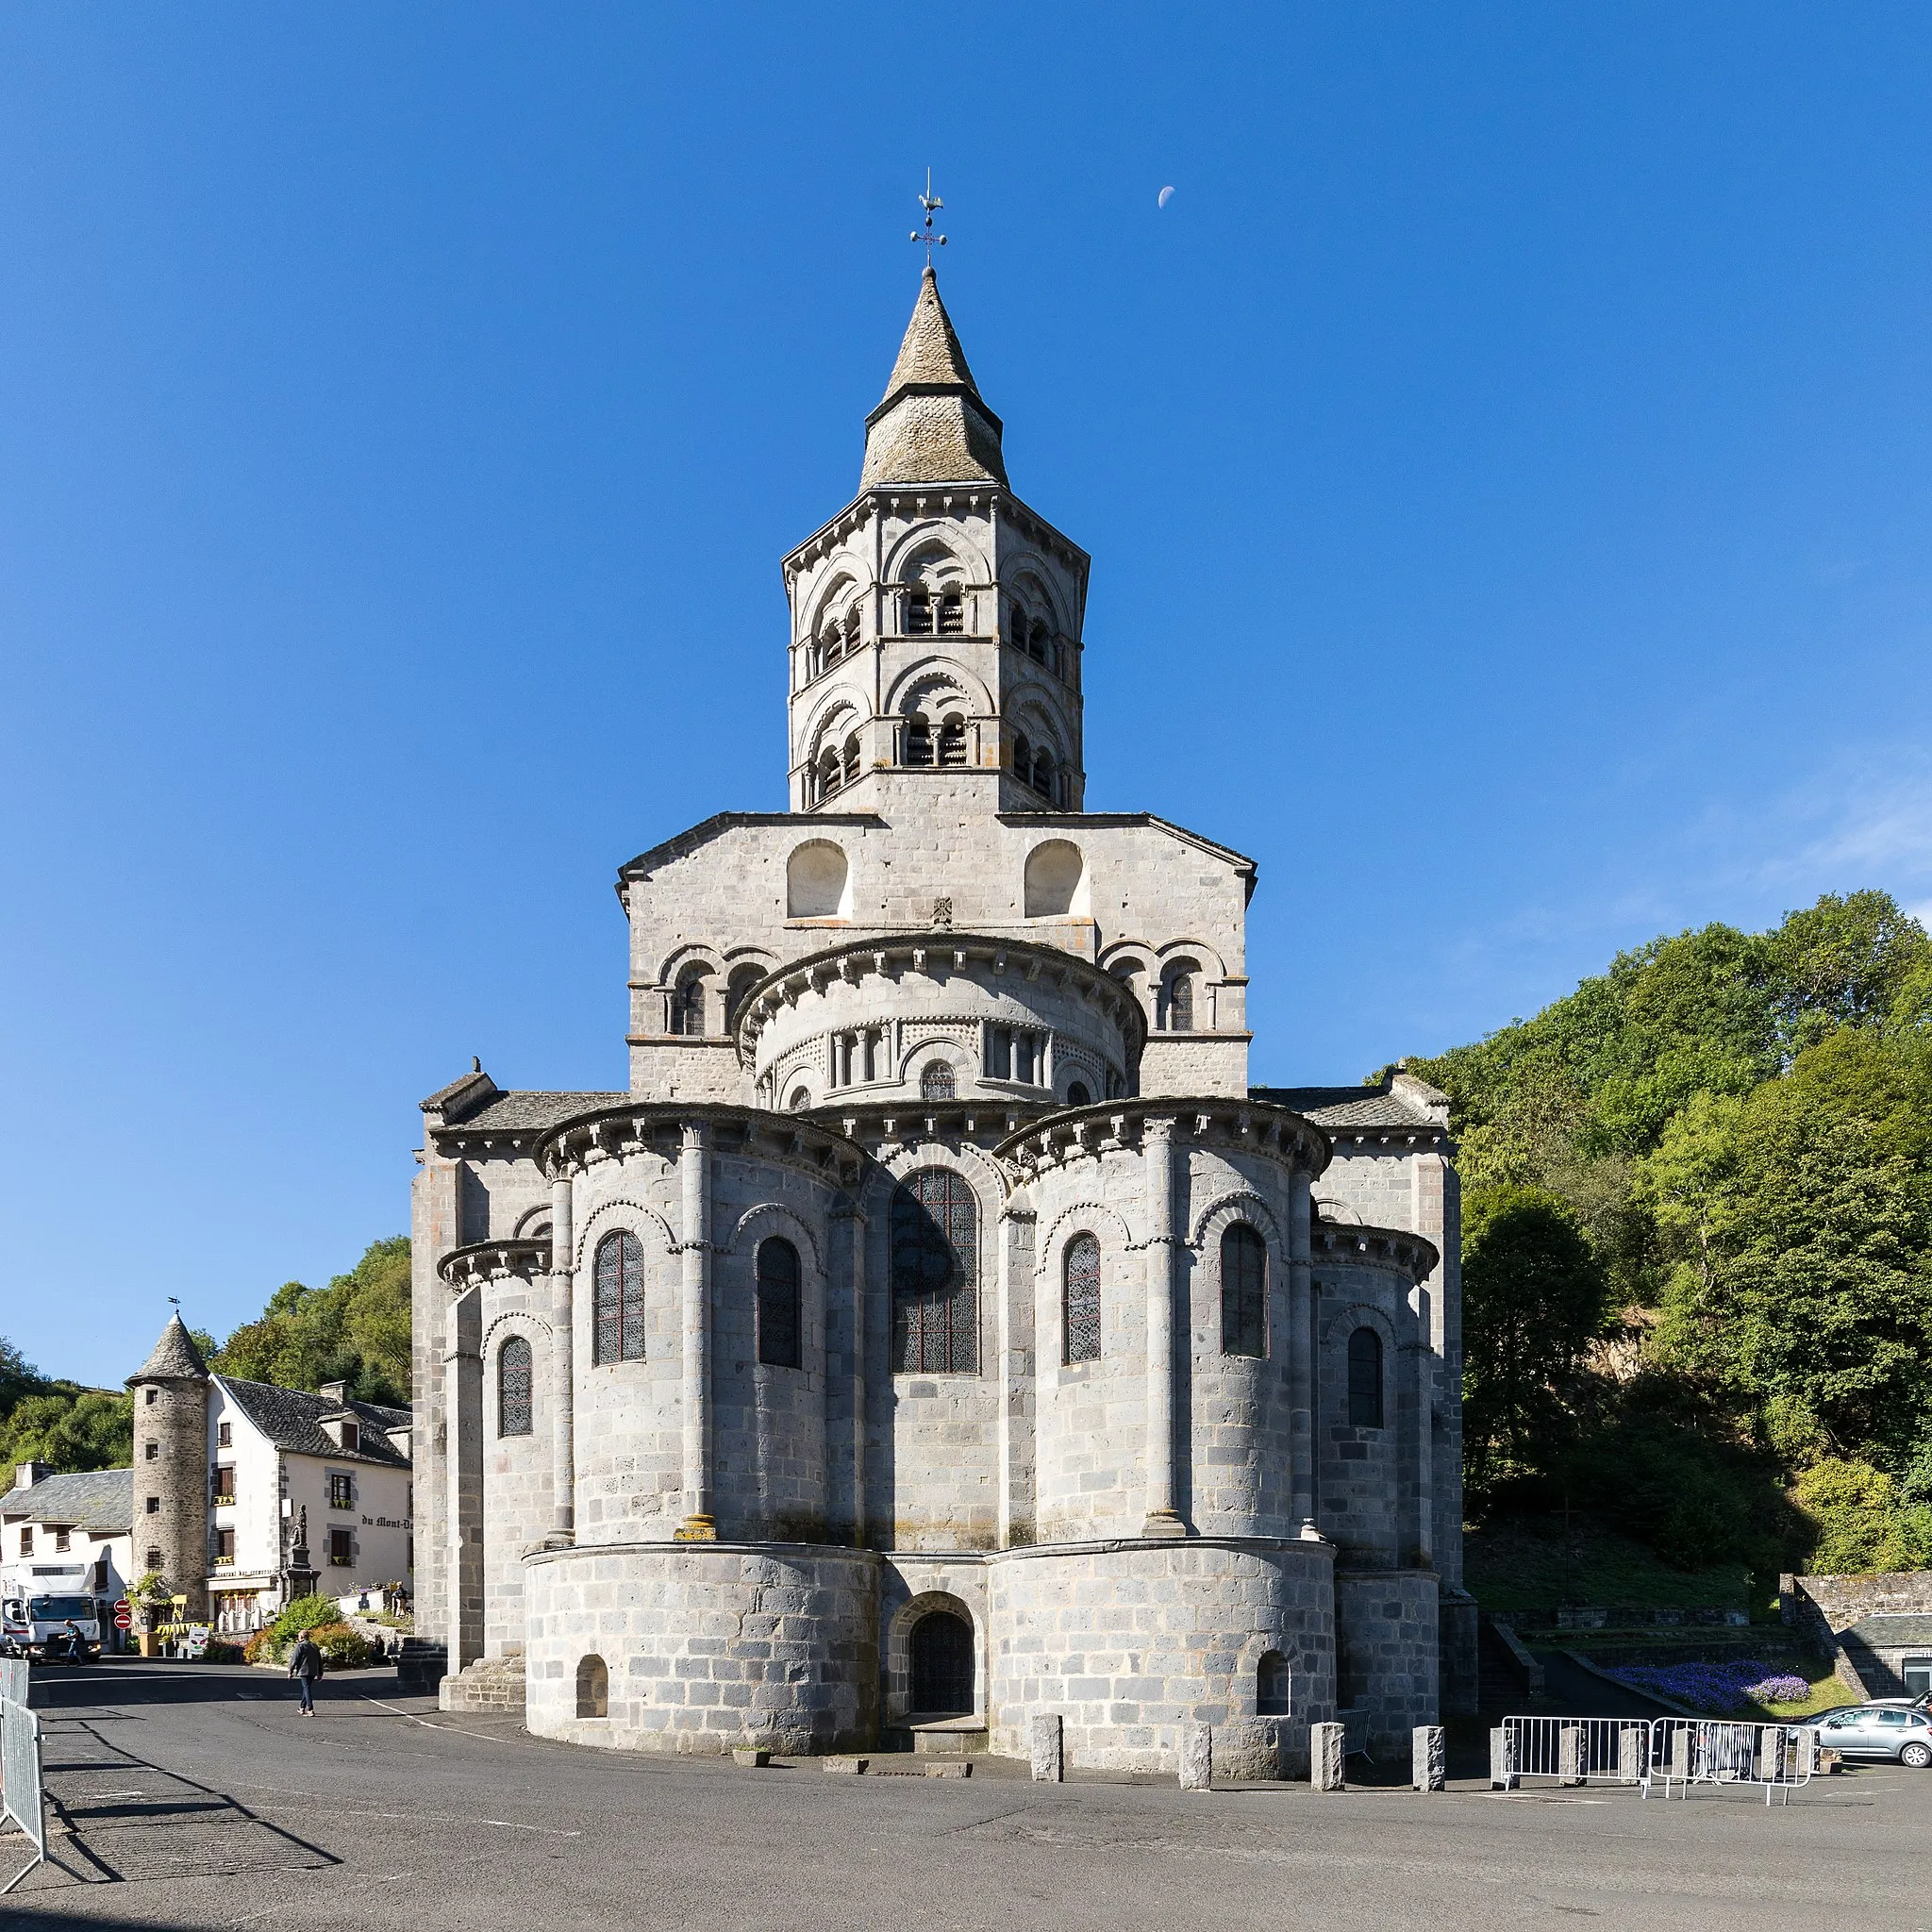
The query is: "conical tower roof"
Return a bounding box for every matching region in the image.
[860,268,1008,490]
[126,1312,208,1386]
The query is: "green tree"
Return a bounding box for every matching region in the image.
[211,1236,411,1405]
[1460,1186,1610,1492]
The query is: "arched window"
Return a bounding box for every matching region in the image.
[1347,1327,1384,1428]
[1063,1232,1101,1364]
[576,1654,608,1719]
[904,716,933,766]
[1029,618,1051,665]
[937,717,967,767]
[1011,733,1030,780]
[909,1608,974,1714]
[1031,748,1054,797]
[672,973,708,1037]
[1257,1649,1291,1717]
[497,1335,533,1438]
[592,1230,646,1365]
[757,1237,802,1370]
[817,748,842,799]
[841,734,860,786]
[787,1085,812,1111]
[938,589,964,636]
[1065,1080,1091,1108]
[906,588,933,635]
[724,963,765,1031]
[920,1059,956,1101]
[1221,1224,1267,1358]
[891,1170,977,1373]
[1162,964,1195,1032]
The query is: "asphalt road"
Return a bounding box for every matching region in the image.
[3,1659,1927,1931]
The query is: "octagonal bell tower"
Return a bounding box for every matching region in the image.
[784,267,1091,815]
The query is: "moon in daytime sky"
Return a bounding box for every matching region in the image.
[1157,184,1174,208]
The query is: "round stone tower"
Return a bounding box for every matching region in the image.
[126,1314,210,1617]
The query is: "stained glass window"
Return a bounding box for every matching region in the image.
[594,1230,646,1365]
[1221,1224,1267,1357]
[1347,1326,1384,1428]
[757,1237,802,1370]
[891,1170,977,1374]
[920,1060,956,1101]
[498,1335,533,1436]
[1063,1233,1101,1364]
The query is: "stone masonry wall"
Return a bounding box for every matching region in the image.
[524,1541,879,1756]
[1334,1570,1440,1751]
[988,1540,1336,1774]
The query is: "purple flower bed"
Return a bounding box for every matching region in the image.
[1605,1658,1813,1712]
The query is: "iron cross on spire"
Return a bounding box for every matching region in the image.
[909,169,947,268]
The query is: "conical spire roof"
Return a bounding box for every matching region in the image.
[127,1312,208,1386]
[878,266,983,400]
[860,268,1008,490]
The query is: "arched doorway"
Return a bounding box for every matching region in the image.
[909,1609,974,1715]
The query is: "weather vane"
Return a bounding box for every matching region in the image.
[909,168,946,269]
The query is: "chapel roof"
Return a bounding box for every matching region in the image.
[433,1088,628,1134]
[216,1375,412,1469]
[0,1465,132,1534]
[1252,1072,1451,1133]
[859,268,1008,491]
[126,1313,208,1387]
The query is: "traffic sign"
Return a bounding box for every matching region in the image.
[113,1601,132,1631]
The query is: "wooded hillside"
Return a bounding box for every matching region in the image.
[1408,889,1932,1583]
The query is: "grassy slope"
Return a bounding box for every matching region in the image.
[1465,1515,1753,1615]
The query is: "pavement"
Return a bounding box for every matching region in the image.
[3,1658,1928,1931]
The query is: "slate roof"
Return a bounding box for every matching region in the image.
[1251,1081,1445,1132]
[217,1376,412,1469]
[860,268,1008,490]
[441,1091,629,1135]
[1848,1614,1932,1648]
[0,1466,132,1534]
[128,1314,208,1385]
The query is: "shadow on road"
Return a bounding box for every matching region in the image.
[23,1707,339,1892]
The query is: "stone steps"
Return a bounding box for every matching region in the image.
[438,1648,525,1716]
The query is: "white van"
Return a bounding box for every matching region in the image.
[0,1561,103,1662]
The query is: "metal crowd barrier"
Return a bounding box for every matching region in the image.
[1497,1716,1652,1788]
[1643,1718,1815,1805]
[1,1690,47,1893]
[1494,1715,1815,1807]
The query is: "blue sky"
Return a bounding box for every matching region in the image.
[6,5,1932,1385]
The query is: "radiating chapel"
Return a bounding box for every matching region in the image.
[413,266,1474,1771]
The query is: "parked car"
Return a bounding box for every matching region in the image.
[1806,1704,1932,1767]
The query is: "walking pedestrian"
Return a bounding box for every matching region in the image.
[289,1628,324,1717]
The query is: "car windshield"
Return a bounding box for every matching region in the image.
[28,1595,92,1620]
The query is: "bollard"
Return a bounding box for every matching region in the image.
[1489,1725,1517,1790]
[1618,1725,1644,1784]
[1179,1721,1212,1791]
[1557,1724,1584,1786]
[1412,1725,1445,1791]
[1031,1714,1064,1784]
[1312,1721,1345,1792]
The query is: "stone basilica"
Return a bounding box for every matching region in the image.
[414,267,1473,1772]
